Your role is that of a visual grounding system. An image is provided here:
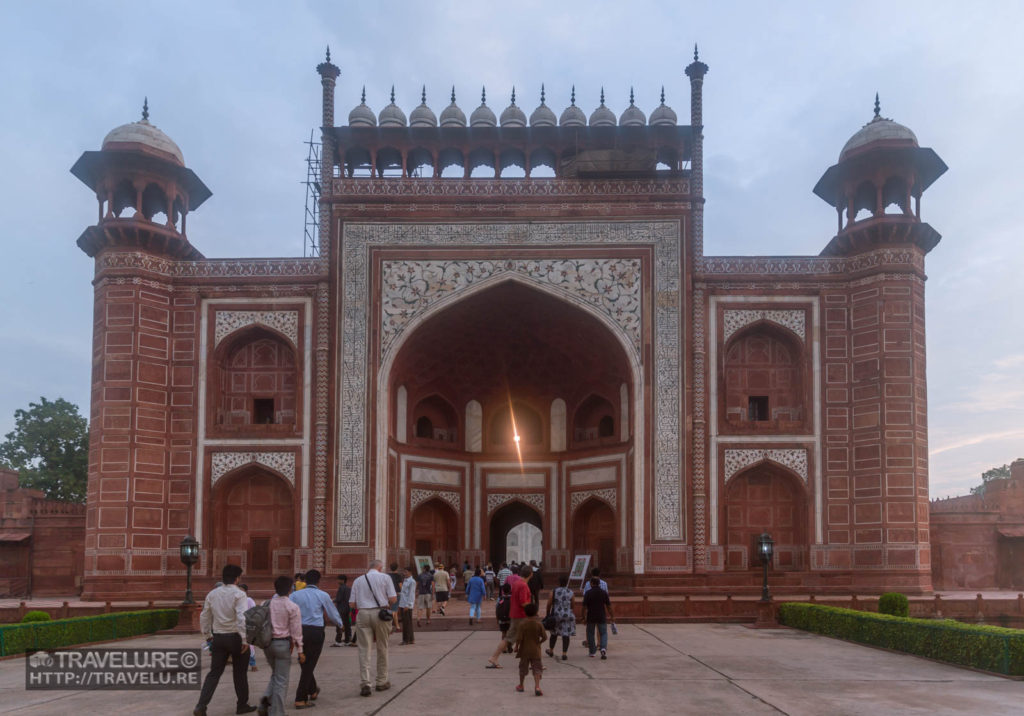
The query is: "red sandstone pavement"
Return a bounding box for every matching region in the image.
[0,621,1021,715]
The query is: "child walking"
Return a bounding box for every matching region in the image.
[514,602,548,696]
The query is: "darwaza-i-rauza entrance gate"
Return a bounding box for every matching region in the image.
[72,50,944,598]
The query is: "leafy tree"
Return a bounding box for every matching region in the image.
[970,462,1015,496]
[0,397,89,502]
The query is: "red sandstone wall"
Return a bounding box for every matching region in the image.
[930,460,1024,590]
[83,267,195,599]
[814,272,931,589]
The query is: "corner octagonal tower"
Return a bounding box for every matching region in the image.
[74,51,945,600]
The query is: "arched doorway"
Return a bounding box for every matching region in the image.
[489,501,543,567]
[724,463,807,570]
[384,278,638,568]
[213,468,294,575]
[410,499,458,567]
[572,498,616,573]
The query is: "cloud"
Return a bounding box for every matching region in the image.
[930,428,1024,457]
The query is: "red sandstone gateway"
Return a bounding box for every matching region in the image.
[66,50,953,601]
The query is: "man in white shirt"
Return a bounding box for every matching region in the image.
[195,564,256,716]
[349,559,398,696]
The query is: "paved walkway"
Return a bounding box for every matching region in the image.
[1,623,1020,715]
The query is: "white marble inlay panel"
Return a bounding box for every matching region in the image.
[409,488,461,513]
[409,467,462,486]
[487,473,546,489]
[486,492,545,514]
[465,400,482,453]
[723,448,808,484]
[382,258,642,356]
[214,310,299,347]
[569,465,618,486]
[569,488,618,514]
[722,309,805,342]
[341,221,682,544]
[210,451,296,486]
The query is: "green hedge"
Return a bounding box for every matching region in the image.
[0,610,179,657]
[778,602,1024,676]
[20,611,52,623]
[878,592,909,617]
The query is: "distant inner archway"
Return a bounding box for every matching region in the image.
[489,501,543,567]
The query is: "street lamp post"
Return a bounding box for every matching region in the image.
[757,532,774,602]
[179,535,200,605]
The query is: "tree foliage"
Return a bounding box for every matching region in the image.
[0,397,89,503]
[970,462,1014,496]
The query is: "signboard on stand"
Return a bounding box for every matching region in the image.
[568,554,591,592]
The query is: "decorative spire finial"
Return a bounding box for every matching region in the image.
[540,83,546,105]
[511,86,516,105]
[421,85,427,104]
[600,87,605,105]
[390,85,395,104]
[141,97,149,121]
[361,86,366,104]
[570,85,576,106]
[629,86,635,106]
[694,44,699,62]
[451,86,456,104]
[874,92,881,119]
[325,46,331,63]
[481,86,486,105]
[660,86,666,105]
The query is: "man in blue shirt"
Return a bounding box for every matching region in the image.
[289,569,343,708]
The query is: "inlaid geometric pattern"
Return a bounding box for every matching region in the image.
[486,492,545,515]
[723,448,808,484]
[210,451,296,486]
[409,488,461,513]
[382,258,641,357]
[569,488,617,515]
[722,309,806,342]
[214,310,299,348]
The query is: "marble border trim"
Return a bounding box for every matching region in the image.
[210,451,296,487]
[707,295,822,545]
[341,221,684,574]
[196,297,313,547]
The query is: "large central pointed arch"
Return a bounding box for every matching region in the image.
[375,272,645,569]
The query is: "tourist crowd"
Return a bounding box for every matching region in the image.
[192,559,613,714]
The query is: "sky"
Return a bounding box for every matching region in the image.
[0,1,1020,498]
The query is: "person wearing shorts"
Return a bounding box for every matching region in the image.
[433,564,451,616]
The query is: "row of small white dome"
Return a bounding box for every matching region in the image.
[347,86,679,128]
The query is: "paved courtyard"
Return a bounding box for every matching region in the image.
[0,623,1019,715]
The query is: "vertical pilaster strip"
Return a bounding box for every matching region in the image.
[313,281,330,568]
[691,282,707,570]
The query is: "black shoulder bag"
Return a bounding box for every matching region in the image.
[364,575,393,622]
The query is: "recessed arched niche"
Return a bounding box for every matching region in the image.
[410,394,459,447]
[211,326,299,435]
[722,322,807,433]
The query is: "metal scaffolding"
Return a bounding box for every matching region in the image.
[303,129,322,257]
